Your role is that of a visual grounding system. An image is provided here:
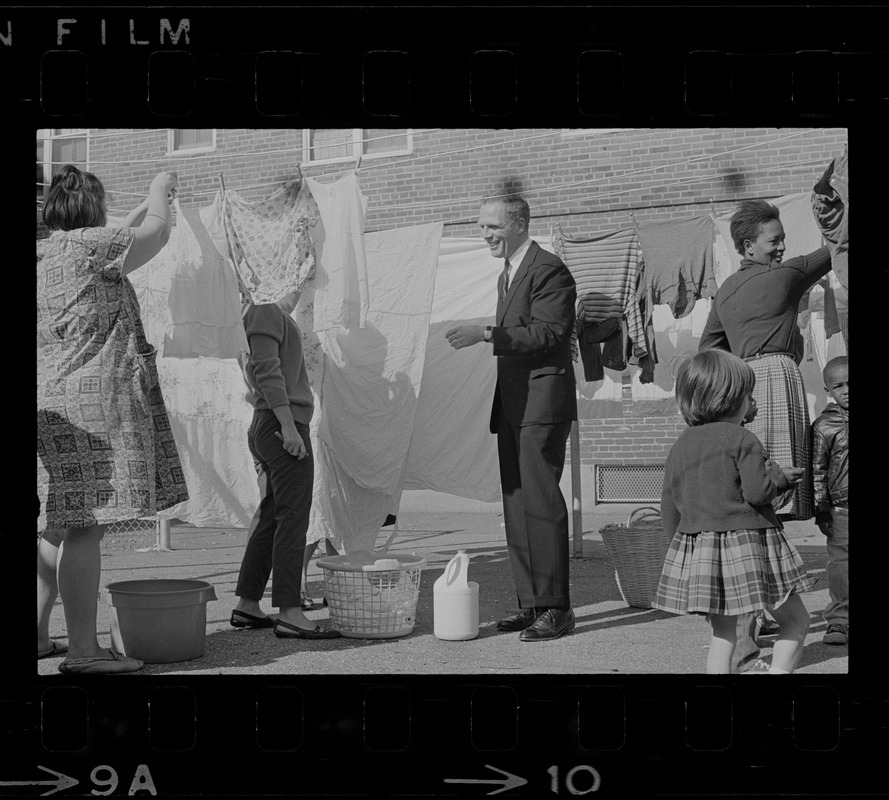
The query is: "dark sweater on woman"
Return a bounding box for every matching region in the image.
[699,246,831,360]
[661,422,784,537]
[242,303,314,425]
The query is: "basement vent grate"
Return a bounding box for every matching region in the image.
[594,464,665,504]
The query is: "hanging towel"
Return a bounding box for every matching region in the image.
[304,172,370,331]
[308,222,443,553]
[637,215,717,318]
[163,200,249,359]
[220,180,317,305]
[812,150,849,292]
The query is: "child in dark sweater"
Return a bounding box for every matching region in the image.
[654,349,814,673]
[812,356,849,645]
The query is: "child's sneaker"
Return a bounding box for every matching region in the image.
[740,658,771,674]
[823,623,848,645]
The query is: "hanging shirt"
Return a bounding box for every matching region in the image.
[555,226,650,380]
[637,215,717,318]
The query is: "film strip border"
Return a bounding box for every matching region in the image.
[2,680,887,796]
[1,7,887,122]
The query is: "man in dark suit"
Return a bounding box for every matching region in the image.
[446,194,577,641]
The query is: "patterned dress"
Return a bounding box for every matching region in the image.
[37,226,189,529]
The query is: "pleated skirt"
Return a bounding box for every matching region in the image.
[653,527,816,616]
[745,354,814,520]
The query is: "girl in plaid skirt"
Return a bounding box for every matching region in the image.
[654,349,815,674]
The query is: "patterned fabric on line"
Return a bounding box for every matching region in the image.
[220,181,317,306]
[37,226,189,529]
[653,527,816,616]
[745,354,814,520]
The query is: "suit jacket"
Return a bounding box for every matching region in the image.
[489,241,578,431]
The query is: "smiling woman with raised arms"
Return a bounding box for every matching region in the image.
[699,198,833,673]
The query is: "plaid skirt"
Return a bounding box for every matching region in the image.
[653,527,817,616]
[745,354,814,520]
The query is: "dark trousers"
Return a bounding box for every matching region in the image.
[822,507,849,626]
[495,409,571,609]
[235,410,313,609]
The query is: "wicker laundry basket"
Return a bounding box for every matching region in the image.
[599,507,672,609]
[317,554,426,639]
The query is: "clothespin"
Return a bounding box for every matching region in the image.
[218,173,226,193]
[295,163,303,184]
[354,154,363,174]
[627,208,641,235]
[709,197,716,216]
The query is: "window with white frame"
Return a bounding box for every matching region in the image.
[167,129,216,155]
[36,129,89,198]
[303,128,411,164]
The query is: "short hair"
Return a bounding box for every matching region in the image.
[675,348,755,426]
[481,193,530,228]
[729,199,781,256]
[42,164,107,231]
[823,355,848,385]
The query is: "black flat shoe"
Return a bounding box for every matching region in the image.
[496,608,540,632]
[273,619,342,640]
[519,608,575,642]
[230,610,276,629]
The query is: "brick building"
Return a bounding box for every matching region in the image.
[36,126,847,505]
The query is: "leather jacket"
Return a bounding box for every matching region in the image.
[812,403,849,515]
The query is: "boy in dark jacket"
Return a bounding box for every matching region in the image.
[812,356,849,645]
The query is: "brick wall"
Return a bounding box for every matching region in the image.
[37,126,847,467]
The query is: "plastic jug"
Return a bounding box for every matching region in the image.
[433,550,479,641]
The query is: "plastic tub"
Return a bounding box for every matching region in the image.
[317,554,426,639]
[106,579,217,663]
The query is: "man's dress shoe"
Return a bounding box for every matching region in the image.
[519,607,576,641]
[495,607,540,632]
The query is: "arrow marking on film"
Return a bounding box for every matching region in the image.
[0,765,79,796]
[444,764,528,795]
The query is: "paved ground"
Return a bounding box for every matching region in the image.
[37,506,848,676]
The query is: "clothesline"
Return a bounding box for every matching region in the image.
[37,129,826,220]
[49,155,828,225]
[380,129,820,214]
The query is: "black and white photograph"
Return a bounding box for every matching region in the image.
[8,4,886,798]
[35,126,850,677]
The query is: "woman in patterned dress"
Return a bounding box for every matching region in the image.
[37,165,189,674]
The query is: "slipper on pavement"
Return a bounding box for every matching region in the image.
[38,641,68,660]
[58,650,143,675]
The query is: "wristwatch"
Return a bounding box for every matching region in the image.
[483,325,493,342]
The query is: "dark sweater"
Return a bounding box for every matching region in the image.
[700,246,831,360]
[661,422,783,536]
[242,303,314,425]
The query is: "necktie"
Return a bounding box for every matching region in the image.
[501,258,511,299]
